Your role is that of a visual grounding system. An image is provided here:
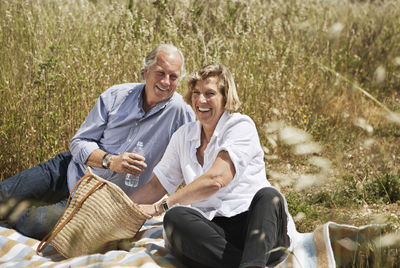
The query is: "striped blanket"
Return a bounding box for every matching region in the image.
[0,218,390,268]
[0,217,184,268]
[277,222,388,267]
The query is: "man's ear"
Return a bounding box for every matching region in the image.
[142,68,148,80]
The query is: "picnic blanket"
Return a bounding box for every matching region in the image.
[277,222,388,267]
[0,217,389,267]
[0,217,184,268]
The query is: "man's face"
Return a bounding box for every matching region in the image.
[143,50,182,109]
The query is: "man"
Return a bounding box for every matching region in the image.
[0,44,194,240]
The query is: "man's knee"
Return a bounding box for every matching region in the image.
[55,152,73,165]
[15,203,64,240]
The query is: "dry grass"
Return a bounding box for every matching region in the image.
[1,0,399,261]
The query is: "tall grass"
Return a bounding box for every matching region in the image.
[1,0,400,230]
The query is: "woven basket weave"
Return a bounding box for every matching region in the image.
[36,168,151,258]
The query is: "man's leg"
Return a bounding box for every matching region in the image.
[163,207,243,268]
[0,152,72,239]
[239,187,291,268]
[0,152,72,203]
[15,198,68,240]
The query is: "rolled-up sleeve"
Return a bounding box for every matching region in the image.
[216,118,259,182]
[70,92,110,164]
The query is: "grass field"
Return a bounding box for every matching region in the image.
[1,0,399,265]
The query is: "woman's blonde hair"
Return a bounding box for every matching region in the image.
[184,64,241,112]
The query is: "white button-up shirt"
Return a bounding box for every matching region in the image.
[154,111,270,220]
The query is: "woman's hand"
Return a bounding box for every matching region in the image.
[138,204,162,217]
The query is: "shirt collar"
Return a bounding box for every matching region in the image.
[189,111,231,142]
[137,84,174,118]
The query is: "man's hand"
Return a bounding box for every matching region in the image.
[87,149,147,176]
[109,153,147,176]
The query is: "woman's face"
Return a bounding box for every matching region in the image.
[192,76,225,130]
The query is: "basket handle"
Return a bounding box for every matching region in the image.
[36,173,105,254]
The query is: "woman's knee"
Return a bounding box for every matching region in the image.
[164,207,196,235]
[254,187,282,204]
[163,207,195,253]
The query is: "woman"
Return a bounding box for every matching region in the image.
[130,64,297,268]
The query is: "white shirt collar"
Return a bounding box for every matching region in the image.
[188,111,231,143]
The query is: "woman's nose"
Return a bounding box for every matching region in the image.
[199,94,207,103]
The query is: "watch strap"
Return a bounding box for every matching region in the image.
[161,201,169,212]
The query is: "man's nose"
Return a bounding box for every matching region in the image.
[160,75,171,86]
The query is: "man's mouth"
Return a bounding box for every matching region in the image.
[156,85,169,92]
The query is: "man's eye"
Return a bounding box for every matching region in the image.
[193,91,200,95]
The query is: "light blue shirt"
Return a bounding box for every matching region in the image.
[67,83,194,195]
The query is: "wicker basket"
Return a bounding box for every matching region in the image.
[36,168,151,258]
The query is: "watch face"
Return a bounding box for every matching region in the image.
[162,202,169,211]
[102,154,109,168]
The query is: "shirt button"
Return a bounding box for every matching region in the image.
[128,139,132,142]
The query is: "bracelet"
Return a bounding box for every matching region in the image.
[154,203,160,215]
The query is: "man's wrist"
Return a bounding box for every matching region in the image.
[102,153,113,169]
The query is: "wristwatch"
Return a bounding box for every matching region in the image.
[161,201,169,212]
[102,153,113,169]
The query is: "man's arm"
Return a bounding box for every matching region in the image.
[86,149,146,176]
[70,90,111,173]
[85,149,108,168]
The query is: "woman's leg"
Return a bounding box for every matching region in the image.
[239,187,290,268]
[163,206,243,268]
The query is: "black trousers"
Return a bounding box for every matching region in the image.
[163,187,290,268]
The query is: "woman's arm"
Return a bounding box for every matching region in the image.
[129,175,167,205]
[158,150,235,211]
[131,150,235,216]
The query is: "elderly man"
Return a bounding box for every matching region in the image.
[0,44,194,239]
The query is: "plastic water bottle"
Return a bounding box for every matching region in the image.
[125,141,144,187]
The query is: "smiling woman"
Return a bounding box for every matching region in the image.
[191,76,225,141]
[129,64,297,268]
[185,64,241,113]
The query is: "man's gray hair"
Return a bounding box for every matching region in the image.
[141,44,185,80]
